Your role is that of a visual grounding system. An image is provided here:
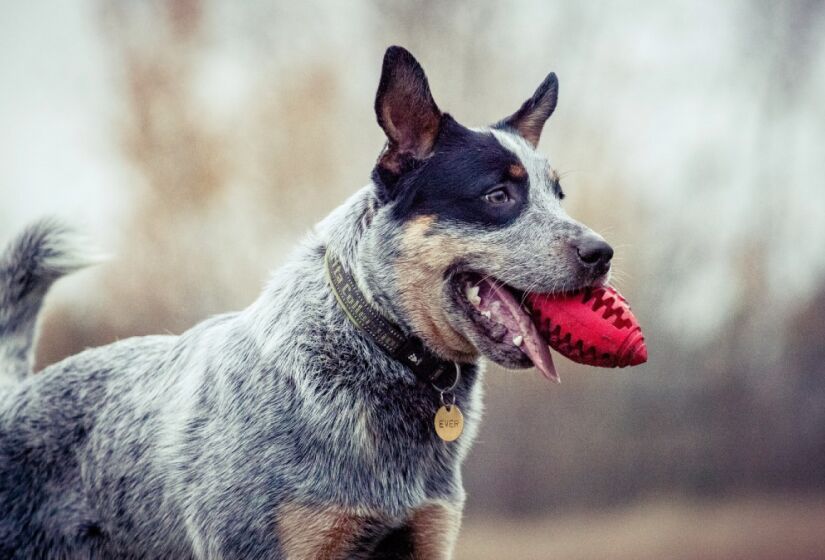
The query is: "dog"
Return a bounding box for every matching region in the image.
[0,46,613,559]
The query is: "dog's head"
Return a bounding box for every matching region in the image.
[360,47,613,377]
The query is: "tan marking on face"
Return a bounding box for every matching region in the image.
[408,501,463,560]
[276,503,377,560]
[396,215,481,361]
[508,163,527,180]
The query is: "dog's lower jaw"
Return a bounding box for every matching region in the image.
[401,295,479,363]
[393,215,481,362]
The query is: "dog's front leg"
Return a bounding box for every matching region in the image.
[407,500,463,560]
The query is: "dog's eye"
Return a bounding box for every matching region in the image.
[484,188,510,205]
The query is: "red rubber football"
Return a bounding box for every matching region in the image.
[526,286,647,368]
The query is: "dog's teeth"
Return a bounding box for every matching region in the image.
[481,310,491,319]
[512,335,523,347]
[465,285,481,306]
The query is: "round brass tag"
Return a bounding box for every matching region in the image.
[434,405,464,442]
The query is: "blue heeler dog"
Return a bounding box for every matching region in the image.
[0,47,613,559]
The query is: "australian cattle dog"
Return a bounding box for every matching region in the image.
[0,46,613,558]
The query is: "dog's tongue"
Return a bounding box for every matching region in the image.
[476,279,559,382]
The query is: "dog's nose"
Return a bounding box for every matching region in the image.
[574,234,613,269]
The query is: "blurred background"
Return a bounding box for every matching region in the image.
[2,1,825,558]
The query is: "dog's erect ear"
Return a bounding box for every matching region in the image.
[375,46,442,177]
[496,73,558,147]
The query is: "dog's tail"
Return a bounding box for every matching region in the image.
[0,219,102,387]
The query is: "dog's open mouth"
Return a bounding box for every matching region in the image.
[451,272,559,382]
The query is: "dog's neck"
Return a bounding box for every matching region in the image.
[318,186,480,364]
[245,187,415,376]
[246,186,477,378]
[315,186,410,329]
[324,248,460,388]
[236,185,485,486]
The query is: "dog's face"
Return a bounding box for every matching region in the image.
[361,47,612,376]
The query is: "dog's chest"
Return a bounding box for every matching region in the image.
[273,359,483,510]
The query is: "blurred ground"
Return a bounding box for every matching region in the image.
[457,495,825,560]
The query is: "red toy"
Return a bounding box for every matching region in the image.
[527,286,647,368]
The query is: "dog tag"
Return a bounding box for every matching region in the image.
[434,405,464,442]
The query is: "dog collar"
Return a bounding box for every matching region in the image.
[323,250,459,389]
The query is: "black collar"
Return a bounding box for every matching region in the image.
[324,250,459,388]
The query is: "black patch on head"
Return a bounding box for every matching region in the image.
[376,116,529,227]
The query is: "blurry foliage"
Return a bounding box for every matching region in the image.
[21,0,825,517]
